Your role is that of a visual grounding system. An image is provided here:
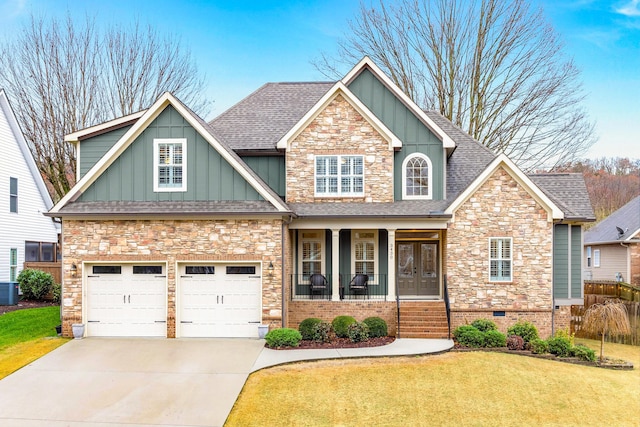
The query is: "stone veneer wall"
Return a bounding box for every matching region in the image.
[286,94,394,203]
[61,218,282,337]
[288,301,397,337]
[446,167,555,337]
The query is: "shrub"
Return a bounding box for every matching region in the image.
[471,318,497,333]
[51,283,62,304]
[264,328,302,348]
[554,328,575,346]
[506,335,525,350]
[347,322,370,343]
[332,315,357,338]
[547,336,571,357]
[299,318,322,340]
[363,317,388,338]
[453,325,485,348]
[312,322,333,343]
[570,344,596,362]
[507,321,539,343]
[483,330,506,348]
[529,338,549,354]
[17,269,54,300]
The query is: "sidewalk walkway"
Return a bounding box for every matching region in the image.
[252,338,454,371]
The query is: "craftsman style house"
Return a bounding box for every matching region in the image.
[48,58,594,339]
[1,89,59,284]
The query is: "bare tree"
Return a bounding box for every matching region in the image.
[581,299,631,362]
[0,14,209,201]
[315,0,595,171]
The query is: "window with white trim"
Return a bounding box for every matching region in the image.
[353,231,377,276]
[402,153,432,199]
[489,238,512,282]
[9,177,17,213]
[154,139,186,192]
[299,231,324,279]
[593,249,600,268]
[315,155,363,197]
[9,248,17,281]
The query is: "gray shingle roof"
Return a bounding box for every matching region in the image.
[54,200,284,217]
[423,111,497,202]
[529,173,595,221]
[289,200,451,218]
[209,82,335,151]
[584,195,640,243]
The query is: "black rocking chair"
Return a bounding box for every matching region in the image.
[349,274,369,299]
[309,273,328,299]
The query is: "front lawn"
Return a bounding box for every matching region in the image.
[0,306,68,378]
[226,339,639,426]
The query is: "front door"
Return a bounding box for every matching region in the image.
[397,242,439,297]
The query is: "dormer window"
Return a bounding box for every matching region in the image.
[402,153,432,199]
[154,139,186,192]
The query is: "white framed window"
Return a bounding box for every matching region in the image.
[402,153,432,199]
[586,246,592,267]
[9,248,17,281]
[153,139,187,192]
[352,230,377,277]
[299,231,325,280]
[9,177,18,213]
[315,155,364,197]
[594,249,600,268]
[489,237,512,282]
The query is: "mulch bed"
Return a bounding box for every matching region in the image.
[1,299,58,315]
[452,345,634,370]
[272,336,395,350]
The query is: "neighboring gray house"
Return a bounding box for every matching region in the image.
[0,89,59,283]
[584,196,640,285]
[48,57,594,339]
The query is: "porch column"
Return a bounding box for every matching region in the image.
[331,229,341,301]
[387,229,396,299]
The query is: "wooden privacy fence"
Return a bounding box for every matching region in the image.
[23,262,62,284]
[571,280,640,346]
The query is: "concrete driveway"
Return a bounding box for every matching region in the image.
[0,338,264,427]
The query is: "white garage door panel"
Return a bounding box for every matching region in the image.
[180,264,261,338]
[86,265,166,337]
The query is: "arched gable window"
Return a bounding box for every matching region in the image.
[402,153,432,199]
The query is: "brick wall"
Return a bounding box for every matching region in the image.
[446,166,554,336]
[288,300,397,336]
[61,218,282,337]
[449,308,570,339]
[631,243,640,286]
[285,93,394,203]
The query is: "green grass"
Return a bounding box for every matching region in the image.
[0,306,62,349]
[0,306,68,378]
[226,339,640,426]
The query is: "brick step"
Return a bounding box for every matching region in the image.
[399,310,447,316]
[399,332,449,339]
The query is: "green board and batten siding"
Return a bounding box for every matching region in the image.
[346,68,445,201]
[79,126,132,179]
[78,105,263,202]
[553,224,584,301]
[241,156,286,197]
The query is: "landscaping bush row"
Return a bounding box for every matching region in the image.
[265,315,389,348]
[453,319,596,362]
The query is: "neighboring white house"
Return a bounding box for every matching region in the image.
[0,89,59,282]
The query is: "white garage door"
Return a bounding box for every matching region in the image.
[86,264,166,337]
[179,264,262,338]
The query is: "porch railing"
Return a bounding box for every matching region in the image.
[289,274,388,300]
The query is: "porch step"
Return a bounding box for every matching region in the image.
[397,301,449,339]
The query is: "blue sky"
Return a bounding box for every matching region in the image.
[1,0,638,160]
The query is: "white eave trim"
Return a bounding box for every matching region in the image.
[52,92,289,214]
[342,57,455,149]
[276,81,401,150]
[64,110,147,142]
[445,154,564,221]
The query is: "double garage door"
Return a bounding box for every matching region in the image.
[86,263,261,338]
